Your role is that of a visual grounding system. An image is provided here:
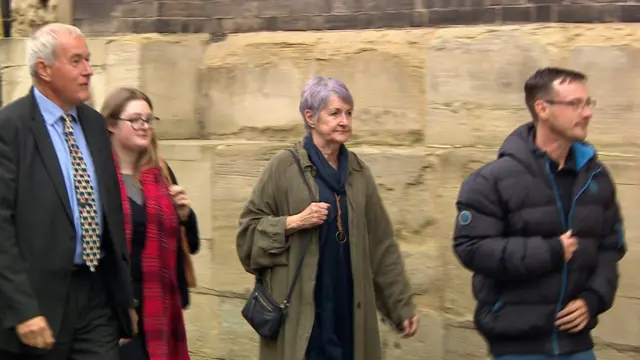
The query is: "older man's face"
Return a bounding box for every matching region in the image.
[47,33,93,107]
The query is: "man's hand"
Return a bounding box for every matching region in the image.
[401,315,419,338]
[118,308,139,346]
[15,316,55,349]
[556,299,590,333]
[559,229,578,262]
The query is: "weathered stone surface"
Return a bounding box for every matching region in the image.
[199,62,312,138]
[426,28,554,147]
[425,105,531,148]
[427,29,552,106]
[567,46,640,153]
[10,0,58,37]
[73,0,121,34]
[196,33,317,138]
[85,38,108,67]
[185,294,259,360]
[354,148,436,243]
[208,142,288,294]
[444,323,489,360]
[140,36,208,139]
[593,296,640,349]
[0,40,29,106]
[199,30,427,145]
[1,66,30,105]
[593,345,639,360]
[597,158,640,300]
[159,141,215,240]
[158,141,218,292]
[311,34,426,145]
[104,39,142,93]
[357,148,445,306]
[183,292,221,358]
[86,65,107,111]
[190,239,216,292]
[433,149,497,318]
[0,38,26,67]
[315,52,426,145]
[380,308,445,360]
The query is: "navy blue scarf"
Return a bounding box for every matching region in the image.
[303,135,349,194]
[303,135,354,360]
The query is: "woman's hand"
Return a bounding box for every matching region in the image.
[169,185,191,221]
[401,315,419,338]
[286,202,330,234]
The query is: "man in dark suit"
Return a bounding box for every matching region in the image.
[0,23,135,359]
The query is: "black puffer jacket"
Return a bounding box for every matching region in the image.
[453,122,626,357]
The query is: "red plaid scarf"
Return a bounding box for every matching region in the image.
[113,152,190,360]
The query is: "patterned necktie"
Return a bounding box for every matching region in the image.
[61,114,100,272]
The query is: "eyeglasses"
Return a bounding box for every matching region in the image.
[543,99,597,111]
[117,116,159,130]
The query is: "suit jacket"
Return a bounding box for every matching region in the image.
[0,89,134,353]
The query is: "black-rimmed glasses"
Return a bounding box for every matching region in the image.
[543,99,596,111]
[117,116,159,130]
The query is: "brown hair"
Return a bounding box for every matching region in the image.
[524,67,587,122]
[100,87,160,177]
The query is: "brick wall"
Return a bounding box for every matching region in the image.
[76,0,640,35]
[74,0,124,34]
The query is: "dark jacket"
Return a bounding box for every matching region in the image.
[0,90,134,353]
[453,122,626,357]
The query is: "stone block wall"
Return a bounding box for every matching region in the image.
[73,0,124,35]
[72,0,640,35]
[2,24,640,359]
[9,0,58,36]
[6,0,640,36]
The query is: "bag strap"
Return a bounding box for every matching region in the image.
[280,148,315,307]
[286,149,315,201]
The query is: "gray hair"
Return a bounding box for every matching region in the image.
[299,76,354,132]
[26,23,84,78]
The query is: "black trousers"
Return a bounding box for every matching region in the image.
[0,265,120,360]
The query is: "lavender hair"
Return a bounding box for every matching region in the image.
[299,76,354,132]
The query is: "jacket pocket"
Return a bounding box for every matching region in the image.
[475,301,557,339]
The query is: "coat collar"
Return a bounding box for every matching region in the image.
[293,139,363,173]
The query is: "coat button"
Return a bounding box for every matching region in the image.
[356,302,361,309]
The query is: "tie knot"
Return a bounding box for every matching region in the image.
[61,114,75,132]
[62,113,74,123]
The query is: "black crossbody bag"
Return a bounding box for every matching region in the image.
[241,149,315,340]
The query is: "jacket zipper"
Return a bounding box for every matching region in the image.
[255,292,274,312]
[545,159,602,355]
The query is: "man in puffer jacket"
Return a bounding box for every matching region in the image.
[452,67,627,360]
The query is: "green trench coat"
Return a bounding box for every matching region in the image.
[236,142,415,360]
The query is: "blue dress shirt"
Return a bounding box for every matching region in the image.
[33,88,103,265]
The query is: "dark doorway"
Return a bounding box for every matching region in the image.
[1,0,10,37]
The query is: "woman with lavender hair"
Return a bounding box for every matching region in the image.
[236,76,419,360]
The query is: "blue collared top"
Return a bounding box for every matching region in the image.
[33,88,103,264]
